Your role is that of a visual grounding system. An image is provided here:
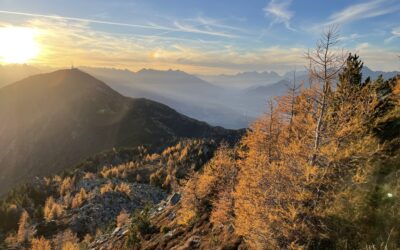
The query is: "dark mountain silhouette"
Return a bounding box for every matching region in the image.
[0,69,239,195]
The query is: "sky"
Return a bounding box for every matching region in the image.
[0,0,399,75]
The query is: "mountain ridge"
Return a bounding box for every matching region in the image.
[0,69,241,195]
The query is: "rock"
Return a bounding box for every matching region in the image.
[112,227,121,235]
[66,182,167,236]
[183,236,201,249]
[169,193,181,205]
[168,211,176,220]
[166,229,176,237]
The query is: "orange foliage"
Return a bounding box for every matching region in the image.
[30,237,51,250]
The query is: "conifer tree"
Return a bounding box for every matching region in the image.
[17,210,30,244]
[306,26,346,165]
[339,53,363,86]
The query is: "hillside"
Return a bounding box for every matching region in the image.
[89,72,400,250]
[1,61,399,249]
[0,139,222,248]
[0,69,240,195]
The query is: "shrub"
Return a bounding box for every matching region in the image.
[116,209,130,227]
[71,188,87,209]
[115,183,131,196]
[161,226,171,234]
[100,182,114,194]
[125,207,157,248]
[60,177,74,196]
[43,197,64,221]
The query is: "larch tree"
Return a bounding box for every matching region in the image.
[234,86,322,249]
[278,70,302,139]
[30,237,51,250]
[305,26,346,166]
[178,145,238,227]
[17,210,30,244]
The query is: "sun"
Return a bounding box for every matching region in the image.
[0,27,41,64]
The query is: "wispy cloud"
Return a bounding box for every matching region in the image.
[338,33,362,42]
[0,10,240,38]
[263,0,295,31]
[384,26,400,43]
[156,15,247,39]
[192,16,245,32]
[0,10,175,31]
[324,0,400,26]
[173,21,237,38]
[353,43,400,71]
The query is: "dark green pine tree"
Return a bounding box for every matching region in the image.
[330,53,365,125]
[338,53,364,87]
[335,53,364,103]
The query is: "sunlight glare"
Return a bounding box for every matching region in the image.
[0,27,41,64]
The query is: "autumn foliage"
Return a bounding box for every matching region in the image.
[179,45,400,248]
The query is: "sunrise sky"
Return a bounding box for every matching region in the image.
[0,0,399,74]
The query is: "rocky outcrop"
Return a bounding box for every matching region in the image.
[64,183,167,238]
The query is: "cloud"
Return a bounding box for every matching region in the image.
[324,0,400,26]
[0,10,240,38]
[392,27,400,36]
[353,44,400,71]
[384,26,400,43]
[0,10,175,31]
[356,42,369,50]
[0,11,397,74]
[338,33,362,42]
[263,0,295,31]
[13,17,306,74]
[173,21,237,38]
[157,15,248,39]
[193,16,245,32]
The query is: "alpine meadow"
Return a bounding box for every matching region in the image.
[0,1,399,249]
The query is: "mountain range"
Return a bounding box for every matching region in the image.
[199,71,283,89]
[80,67,250,129]
[1,64,398,129]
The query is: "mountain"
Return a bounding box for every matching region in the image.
[243,79,291,114]
[362,66,400,81]
[2,66,397,129]
[199,71,283,89]
[81,67,250,128]
[0,69,240,195]
[81,67,219,97]
[245,79,290,94]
